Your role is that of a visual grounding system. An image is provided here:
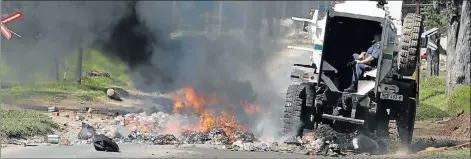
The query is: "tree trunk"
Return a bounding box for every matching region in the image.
[445,1,462,94]
[75,47,83,84]
[427,34,440,77]
[448,0,471,93]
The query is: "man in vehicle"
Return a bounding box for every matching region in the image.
[344,34,382,93]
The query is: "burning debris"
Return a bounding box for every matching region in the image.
[180,130,209,144]
[69,110,378,156]
[153,134,178,145]
[68,87,379,156]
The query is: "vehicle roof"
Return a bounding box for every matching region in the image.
[333,1,403,35]
[333,1,387,19]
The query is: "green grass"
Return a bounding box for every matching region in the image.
[64,49,130,83]
[417,74,471,120]
[1,109,59,139]
[413,149,471,158]
[1,76,124,102]
[1,49,131,102]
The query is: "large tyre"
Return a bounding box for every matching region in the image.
[282,84,305,137]
[396,97,417,153]
[397,13,423,76]
[302,83,315,130]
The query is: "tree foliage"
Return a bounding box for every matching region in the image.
[421,6,448,35]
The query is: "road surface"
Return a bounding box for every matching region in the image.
[2,144,312,158]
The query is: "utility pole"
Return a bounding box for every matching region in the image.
[75,46,83,84]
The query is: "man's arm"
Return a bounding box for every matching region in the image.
[358,56,374,64]
[358,48,380,64]
[358,51,366,59]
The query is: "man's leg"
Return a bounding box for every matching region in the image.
[350,53,361,82]
[355,63,368,80]
[345,63,368,93]
[345,54,361,92]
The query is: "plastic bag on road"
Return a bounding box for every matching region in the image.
[92,134,120,152]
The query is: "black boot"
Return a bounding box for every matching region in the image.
[344,83,358,93]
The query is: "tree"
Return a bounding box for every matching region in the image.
[446,0,470,94]
[421,6,447,35]
[445,0,471,94]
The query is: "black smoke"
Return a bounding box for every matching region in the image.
[2,1,328,138]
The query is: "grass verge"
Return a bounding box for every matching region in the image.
[417,74,470,120]
[1,109,59,139]
[1,76,126,102]
[412,149,471,158]
[1,49,131,102]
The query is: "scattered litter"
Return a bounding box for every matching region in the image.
[78,122,96,140]
[45,134,60,144]
[59,135,70,146]
[153,134,178,145]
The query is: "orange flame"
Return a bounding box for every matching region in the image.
[171,86,256,136]
[173,86,217,114]
[164,120,182,134]
[242,100,261,113]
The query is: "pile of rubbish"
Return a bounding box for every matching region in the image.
[71,111,378,156]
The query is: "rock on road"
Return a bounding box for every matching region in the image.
[1,144,311,158]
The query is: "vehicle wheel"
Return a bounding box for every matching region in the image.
[397,13,423,76]
[282,84,305,137]
[302,83,315,130]
[395,97,417,153]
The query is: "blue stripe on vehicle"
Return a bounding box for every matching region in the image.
[314,44,323,50]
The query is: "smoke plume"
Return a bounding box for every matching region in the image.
[1,1,326,138]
